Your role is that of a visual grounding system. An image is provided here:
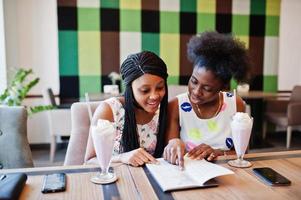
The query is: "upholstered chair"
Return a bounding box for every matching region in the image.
[0,106,33,169]
[263,85,301,148]
[64,101,100,165]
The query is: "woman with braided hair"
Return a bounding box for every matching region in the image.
[163,31,251,169]
[85,51,168,167]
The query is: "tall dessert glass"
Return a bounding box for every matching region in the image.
[228,112,253,168]
[90,119,117,184]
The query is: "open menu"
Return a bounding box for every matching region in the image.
[146,157,234,192]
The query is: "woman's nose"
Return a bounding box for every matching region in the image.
[193,86,203,96]
[149,92,160,100]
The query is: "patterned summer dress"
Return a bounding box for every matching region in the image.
[104,97,159,155]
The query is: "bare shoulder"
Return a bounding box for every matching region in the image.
[236,95,246,112]
[168,97,179,119]
[166,97,180,140]
[92,101,114,124]
[168,97,179,112]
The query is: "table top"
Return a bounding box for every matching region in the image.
[238,91,291,100]
[79,91,291,102]
[80,93,121,102]
[2,150,301,200]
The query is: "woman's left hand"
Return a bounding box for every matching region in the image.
[187,144,223,161]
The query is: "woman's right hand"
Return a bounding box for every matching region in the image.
[163,138,185,169]
[119,148,157,167]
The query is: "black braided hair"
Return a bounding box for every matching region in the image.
[120,51,168,158]
[187,31,251,85]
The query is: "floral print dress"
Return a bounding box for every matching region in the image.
[104,97,159,156]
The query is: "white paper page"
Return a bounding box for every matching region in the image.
[184,158,234,185]
[146,159,201,191]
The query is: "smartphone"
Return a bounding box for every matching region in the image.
[41,173,66,193]
[253,167,291,186]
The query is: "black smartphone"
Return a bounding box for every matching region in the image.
[253,167,291,186]
[41,173,66,193]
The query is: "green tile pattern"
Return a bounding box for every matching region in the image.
[58,0,281,98]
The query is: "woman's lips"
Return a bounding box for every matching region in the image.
[147,101,160,109]
[190,94,203,104]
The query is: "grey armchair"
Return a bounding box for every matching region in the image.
[263,86,301,148]
[0,106,33,169]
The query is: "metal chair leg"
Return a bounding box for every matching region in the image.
[262,120,267,140]
[50,135,56,162]
[286,126,292,149]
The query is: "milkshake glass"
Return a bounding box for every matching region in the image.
[228,112,253,168]
[90,119,117,184]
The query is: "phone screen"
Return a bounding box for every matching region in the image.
[253,167,291,186]
[41,173,66,193]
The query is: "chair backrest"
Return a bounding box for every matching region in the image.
[0,106,34,169]
[290,85,301,102]
[64,101,101,165]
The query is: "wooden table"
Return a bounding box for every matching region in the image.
[1,150,301,200]
[238,91,290,100]
[80,93,120,102]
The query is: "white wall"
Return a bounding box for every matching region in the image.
[4,0,59,94]
[278,0,301,90]
[0,0,7,93]
[3,0,60,143]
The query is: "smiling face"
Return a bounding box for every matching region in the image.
[131,73,166,114]
[188,67,224,105]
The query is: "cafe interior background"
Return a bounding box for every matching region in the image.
[0,0,301,167]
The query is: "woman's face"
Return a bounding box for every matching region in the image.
[188,67,224,105]
[132,73,166,114]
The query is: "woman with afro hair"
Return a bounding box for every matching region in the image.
[163,31,251,169]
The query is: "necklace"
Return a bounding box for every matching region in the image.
[196,92,222,118]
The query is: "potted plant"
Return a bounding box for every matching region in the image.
[0,68,53,114]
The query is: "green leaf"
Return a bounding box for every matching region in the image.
[28,105,55,115]
[0,68,42,112]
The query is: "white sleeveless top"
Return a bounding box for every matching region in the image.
[104,97,159,155]
[177,92,236,151]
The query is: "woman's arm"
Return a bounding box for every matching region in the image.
[84,102,114,163]
[163,98,185,168]
[165,98,180,142]
[236,96,246,112]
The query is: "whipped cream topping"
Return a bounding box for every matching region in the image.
[232,112,252,124]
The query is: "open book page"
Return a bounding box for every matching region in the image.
[146,159,201,191]
[146,157,234,192]
[184,158,234,185]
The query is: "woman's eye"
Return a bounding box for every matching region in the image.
[190,78,197,84]
[203,87,213,92]
[140,89,149,94]
[156,86,165,91]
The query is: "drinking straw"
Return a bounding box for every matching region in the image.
[85,93,93,123]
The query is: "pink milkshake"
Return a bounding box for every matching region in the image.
[91,119,117,184]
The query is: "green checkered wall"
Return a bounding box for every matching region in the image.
[58,0,280,99]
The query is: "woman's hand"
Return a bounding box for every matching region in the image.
[187,144,223,161]
[163,138,185,169]
[119,148,157,167]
